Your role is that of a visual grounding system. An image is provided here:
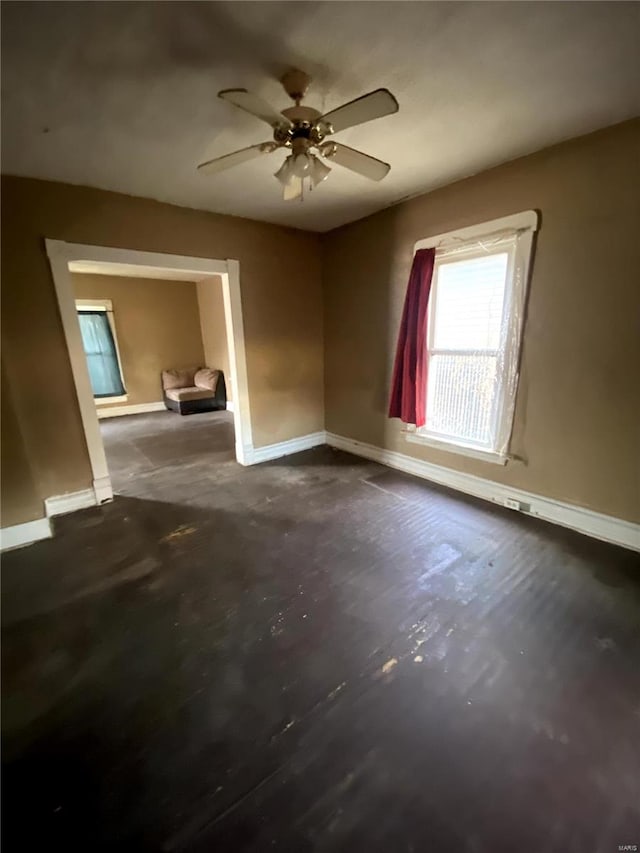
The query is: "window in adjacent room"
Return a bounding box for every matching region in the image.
[409,211,538,463]
[75,299,127,402]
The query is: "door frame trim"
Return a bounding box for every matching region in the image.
[46,240,254,503]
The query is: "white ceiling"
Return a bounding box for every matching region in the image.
[2,2,639,233]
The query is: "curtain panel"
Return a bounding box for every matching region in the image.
[388,248,436,427]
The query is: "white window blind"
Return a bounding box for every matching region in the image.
[426,248,511,450]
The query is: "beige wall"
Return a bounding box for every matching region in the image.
[1,177,323,527]
[1,364,42,527]
[196,277,232,402]
[2,122,637,531]
[323,120,640,523]
[74,274,205,409]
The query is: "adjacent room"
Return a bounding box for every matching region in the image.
[1,2,639,851]
[70,263,236,498]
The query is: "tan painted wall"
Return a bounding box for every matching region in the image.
[1,177,323,527]
[73,274,205,409]
[2,123,637,530]
[323,120,640,523]
[196,278,232,402]
[1,363,42,527]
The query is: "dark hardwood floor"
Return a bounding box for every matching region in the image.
[2,411,639,852]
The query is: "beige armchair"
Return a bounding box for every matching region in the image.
[161,367,227,415]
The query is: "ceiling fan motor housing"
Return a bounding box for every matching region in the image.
[280,69,312,104]
[275,106,329,151]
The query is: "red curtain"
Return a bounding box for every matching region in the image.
[388,248,436,427]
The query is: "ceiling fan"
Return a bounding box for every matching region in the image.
[198,69,399,201]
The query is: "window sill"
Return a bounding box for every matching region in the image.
[95,395,128,406]
[404,431,508,466]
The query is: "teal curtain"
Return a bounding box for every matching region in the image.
[77,311,126,398]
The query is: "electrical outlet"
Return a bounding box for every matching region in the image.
[504,498,521,511]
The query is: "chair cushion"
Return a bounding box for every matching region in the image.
[194,368,221,392]
[165,386,215,402]
[162,368,198,390]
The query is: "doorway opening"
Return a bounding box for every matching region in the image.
[46,241,254,506]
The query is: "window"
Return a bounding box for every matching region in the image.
[409,211,538,463]
[75,300,127,402]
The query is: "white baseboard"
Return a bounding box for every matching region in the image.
[248,430,327,465]
[226,401,235,413]
[97,401,165,419]
[93,476,113,505]
[236,441,252,466]
[1,517,52,551]
[326,432,640,552]
[7,432,635,553]
[45,488,97,518]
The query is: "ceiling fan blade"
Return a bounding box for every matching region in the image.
[218,89,292,128]
[197,143,274,176]
[318,88,398,134]
[321,143,390,181]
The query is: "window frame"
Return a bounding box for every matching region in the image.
[75,298,128,405]
[406,210,538,465]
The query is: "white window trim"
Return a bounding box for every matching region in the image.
[413,210,538,253]
[407,210,539,463]
[76,299,113,311]
[75,298,128,405]
[404,429,509,465]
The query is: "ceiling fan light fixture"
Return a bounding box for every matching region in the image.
[310,156,331,187]
[274,156,295,185]
[291,152,312,177]
[274,152,331,200]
